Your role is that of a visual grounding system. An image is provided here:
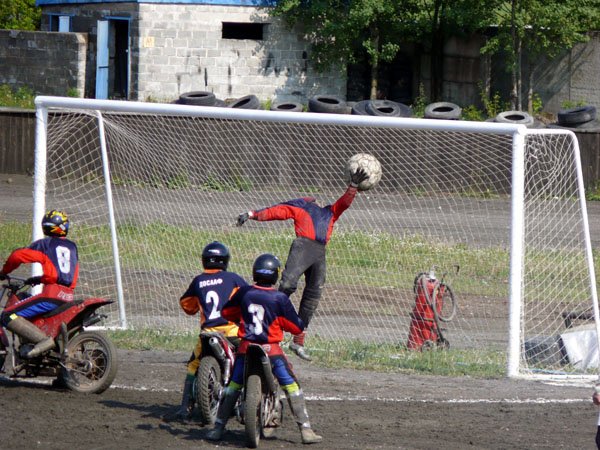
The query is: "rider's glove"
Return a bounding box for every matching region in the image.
[0,272,6,281]
[350,168,369,188]
[237,211,253,226]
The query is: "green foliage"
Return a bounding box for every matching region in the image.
[0,84,35,109]
[531,92,543,115]
[561,99,587,109]
[410,83,428,118]
[461,105,485,121]
[586,181,600,201]
[479,84,508,119]
[0,0,41,30]
[67,88,80,98]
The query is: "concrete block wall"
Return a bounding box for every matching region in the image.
[0,30,87,96]
[136,4,345,103]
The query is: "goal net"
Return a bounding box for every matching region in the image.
[31,96,599,379]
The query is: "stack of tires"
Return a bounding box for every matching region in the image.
[486,110,544,128]
[423,102,462,120]
[175,91,225,107]
[349,99,412,117]
[548,106,600,131]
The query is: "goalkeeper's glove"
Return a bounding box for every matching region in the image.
[350,168,369,187]
[237,211,253,226]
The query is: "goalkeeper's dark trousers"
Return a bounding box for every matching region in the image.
[279,237,326,327]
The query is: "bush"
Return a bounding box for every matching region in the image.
[0,84,35,109]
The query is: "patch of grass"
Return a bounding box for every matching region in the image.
[108,328,197,351]
[307,340,509,378]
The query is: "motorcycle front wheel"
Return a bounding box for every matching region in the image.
[244,374,263,448]
[60,330,118,394]
[196,356,222,425]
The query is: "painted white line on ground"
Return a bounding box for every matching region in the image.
[109,382,590,404]
[1,377,590,404]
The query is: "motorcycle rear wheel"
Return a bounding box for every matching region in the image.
[244,374,263,448]
[60,330,118,394]
[196,356,222,425]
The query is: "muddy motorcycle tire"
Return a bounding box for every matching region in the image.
[244,374,263,448]
[196,355,222,425]
[59,330,118,394]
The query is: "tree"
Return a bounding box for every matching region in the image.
[270,0,419,99]
[0,0,41,30]
[410,0,495,101]
[481,0,600,111]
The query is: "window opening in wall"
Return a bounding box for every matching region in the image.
[48,14,72,32]
[222,22,266,40]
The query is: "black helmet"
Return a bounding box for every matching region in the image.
[252,253,281,286]
[42,210,69,237]
[202,241,230,270]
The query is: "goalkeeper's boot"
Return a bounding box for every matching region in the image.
[206,385,240,441]
[290,332,312,361]
[7,316,55,358]
[286,389,323,445]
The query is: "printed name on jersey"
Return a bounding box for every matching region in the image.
[198,278,223,288]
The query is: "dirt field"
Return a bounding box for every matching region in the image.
[0,348,598,449]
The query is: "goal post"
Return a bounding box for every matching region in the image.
[33,95,600,380]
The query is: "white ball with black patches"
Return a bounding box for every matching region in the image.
[343,153,382,191]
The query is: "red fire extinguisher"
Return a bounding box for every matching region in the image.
[407,267,456,351]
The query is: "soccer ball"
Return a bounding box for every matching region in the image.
[343,153,382,191]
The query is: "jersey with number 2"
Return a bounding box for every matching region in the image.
[180,271,248,328]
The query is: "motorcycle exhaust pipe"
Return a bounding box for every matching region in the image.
[208,336,226,361]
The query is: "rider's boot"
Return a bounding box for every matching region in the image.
[206,385,240,441]
[6,316,55,358]
[176,375,195,420]
[286,389,323,444]
[289,331,312,361]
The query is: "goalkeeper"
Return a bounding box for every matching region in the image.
[236,168,368,360]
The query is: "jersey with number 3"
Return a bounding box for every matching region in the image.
[179,270,249,328]
[1,237,79,288]
[222,285,304,343]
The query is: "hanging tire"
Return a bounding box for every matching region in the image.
[178,91,216,106]
[424,102,462,120]
[229,94,261,110]
[308,95,347,114]
[557,106,596,126]
[365,100,412,117]
[271,101,303,112]
[494,110,535,126]
[60,331,118,394]
[196,356,223,425]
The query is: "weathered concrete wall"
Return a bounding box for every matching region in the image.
[136,4,345,103]
[40,3,345,103]
[533,32,600,113]
[0,29,87,96]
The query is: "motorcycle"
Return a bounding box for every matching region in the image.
[193,331,237,424]
[239,343,284,448]
[0,276,118,394]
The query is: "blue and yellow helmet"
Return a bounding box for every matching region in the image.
[42,210,69,237]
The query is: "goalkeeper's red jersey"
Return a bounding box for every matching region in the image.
[252,185,358,244]
[222,284,304,344]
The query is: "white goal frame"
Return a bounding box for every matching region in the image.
[33,96,600,380]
